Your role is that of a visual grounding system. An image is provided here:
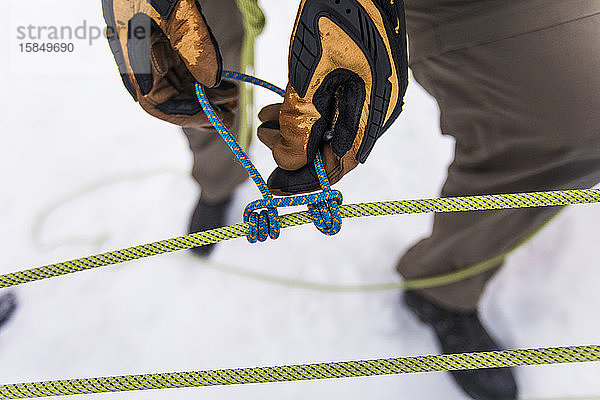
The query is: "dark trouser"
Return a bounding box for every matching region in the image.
[182,0,248,203]
[398,0,600,311]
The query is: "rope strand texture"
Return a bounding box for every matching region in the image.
[196,71,343,242]
[2,70,600,397]
[1,346,598,399]
[2,188,600,289]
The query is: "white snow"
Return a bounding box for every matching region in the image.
[1,1,599,399]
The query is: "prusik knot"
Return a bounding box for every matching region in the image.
[243,187,343,243]
[244,203,280,243]
[307,190,343,236]
[195,74,344,244]
[307,151,343,236]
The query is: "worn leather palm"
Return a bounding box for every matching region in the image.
[258,0,409,195]
[101,0,237,130]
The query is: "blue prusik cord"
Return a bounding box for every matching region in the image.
[195,71,343,243]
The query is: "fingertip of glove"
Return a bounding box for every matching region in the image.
[258,103,282,122]
[203,64,222,88]
[258,120,280,130]
[267,166,321,195]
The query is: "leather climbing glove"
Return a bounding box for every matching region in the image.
[258,0,409,195]
[101,0,238,129]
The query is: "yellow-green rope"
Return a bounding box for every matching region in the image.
[4,5,597,397]
[3,188,600,289]
[235,0,266,150]
[3,189,600,399]
[197,210,560,292]
[30,167,562,293]
[1,345,598,399]
[31,167,187,252]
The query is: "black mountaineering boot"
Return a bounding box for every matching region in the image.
[188,196,232,257]
[404,290,518,400]
[0,292,17,330]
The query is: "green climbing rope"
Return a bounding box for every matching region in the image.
[197,209,560,292]
[3,188,600,289]
[235,0,266,150]
[3,4,598,398]
[3,189,600,399]
[30,167,561,293]
[1,345,598,399]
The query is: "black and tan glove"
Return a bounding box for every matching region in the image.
[101,0,238,130]
[258,0,409,195]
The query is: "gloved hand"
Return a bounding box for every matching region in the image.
[258,0,409,195]
[101,0,237,129]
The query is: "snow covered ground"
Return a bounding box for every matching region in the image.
[1,1,599,399]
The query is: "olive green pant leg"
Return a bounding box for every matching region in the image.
[398,1,600,311]
[182,0,247,204]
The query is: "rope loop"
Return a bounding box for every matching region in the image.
[244,202,280,243]
[196,72,344,244]
[306,152,343,235]
[307,189,343,236]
